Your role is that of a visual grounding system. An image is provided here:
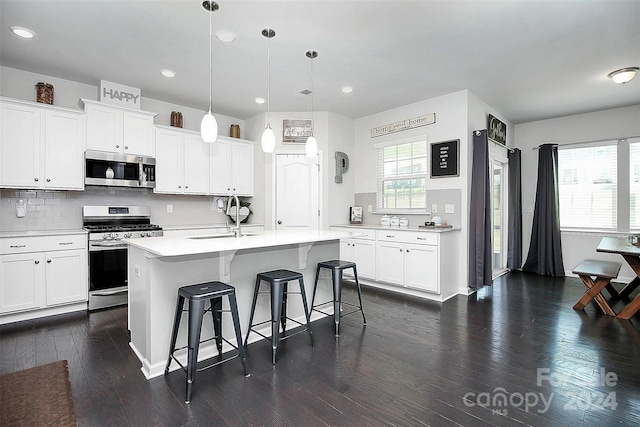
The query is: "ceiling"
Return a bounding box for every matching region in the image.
[1,0,639,124]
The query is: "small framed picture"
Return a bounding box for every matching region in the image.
[282,119,312,144]
[430,139,459,178]
[350,206,363,224]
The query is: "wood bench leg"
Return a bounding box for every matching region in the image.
[616,294,640,320]
[573,275,616,316]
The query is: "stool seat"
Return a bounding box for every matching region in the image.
[318,260,356,269]
[312,259,366,337]
[245,269,314,364]
[178,281,236,300]
[257,269,303,283]
[165,280,248,403]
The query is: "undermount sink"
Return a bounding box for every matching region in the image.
[187,233,256,240]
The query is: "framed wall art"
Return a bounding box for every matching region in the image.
[488,114,507,145]
[282,119,312,144]
[430,139,459,178]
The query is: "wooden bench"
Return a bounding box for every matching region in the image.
[572,259,622,316]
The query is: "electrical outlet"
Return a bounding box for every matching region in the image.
[134,265,141,277]
[368,205,373,213]
[445,204,454,214]
[166,204,173,213]
[431,204,438,213]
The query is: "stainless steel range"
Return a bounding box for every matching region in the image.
[83,206,163,310]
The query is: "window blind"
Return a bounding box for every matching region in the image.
[631,139,640,230]
[376,140,427,211]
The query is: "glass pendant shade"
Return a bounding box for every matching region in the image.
[261,125,276,152]
[305,135,318,157]
[200,110,218,143]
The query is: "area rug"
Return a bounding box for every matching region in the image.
[0,360,76,426]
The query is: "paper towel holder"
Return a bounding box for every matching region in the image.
[335,151,349,183]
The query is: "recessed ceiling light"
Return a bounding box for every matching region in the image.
[255,97,265,104]
[607,67,639,84]
[10,25,35,39]
[161,69,176,78]
[341,86,354,94]
[215,30,236,43]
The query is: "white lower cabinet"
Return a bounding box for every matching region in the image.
[0,234,88,317]
[332,226,458,300]
[376,230,440,293]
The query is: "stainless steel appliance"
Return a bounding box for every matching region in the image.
[83,205,162,310]
[85,150,156,188]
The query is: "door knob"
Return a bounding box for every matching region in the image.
[277,220,282,225]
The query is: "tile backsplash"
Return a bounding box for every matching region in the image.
[353,189,462,228]
[0,187,244,232]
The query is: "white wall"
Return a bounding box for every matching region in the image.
[326,112,355,227]
[354,90,470,291]
[514,104,640,281]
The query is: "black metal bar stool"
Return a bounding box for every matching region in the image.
[311,260,366,337]
[165,281,248,403]
[244,269,315,364]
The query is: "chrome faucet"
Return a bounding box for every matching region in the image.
[225,194,242,237]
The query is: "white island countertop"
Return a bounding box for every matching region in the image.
[123,229,353,257]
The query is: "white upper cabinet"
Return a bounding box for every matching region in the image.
[155,126,210,195]
[209,136,254,196]
[80,98,156,157]
[0,97,84,190]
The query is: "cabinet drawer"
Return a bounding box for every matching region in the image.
[1,234,87,254]
[376,230,438,245]
[331,227,376,240]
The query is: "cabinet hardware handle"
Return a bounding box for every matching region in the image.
[46,178,51,182]
[386,235,394,238]
[416,237,426,240]
[125,146,129,149]
[406,249,410,253]
[58,242,73,245]
[178,185,181,188]
[116,145,120,148]
[35,260,39,264]
[34,177,39,182]
[47,259,52,263]
[277,220,282,225]
[185,185,188,188]
[10,245,26,248]
[399,248,402,252]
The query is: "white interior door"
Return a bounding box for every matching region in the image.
[275,154,319,230]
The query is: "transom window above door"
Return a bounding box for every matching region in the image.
[376,139,427,212]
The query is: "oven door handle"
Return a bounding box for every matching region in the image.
[90,241,128,249]
[91,288,128,297]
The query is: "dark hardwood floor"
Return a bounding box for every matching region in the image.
[1,271,639,426]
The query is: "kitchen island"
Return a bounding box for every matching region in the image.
[124,229,351,379]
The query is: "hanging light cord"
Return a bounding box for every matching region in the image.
[208,2,213,113]
[267,32,271,127]
[310,55,314,135]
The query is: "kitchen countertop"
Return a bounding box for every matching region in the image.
[161,223,264,231]
[124,229,351,257]
[0,229,87,239]
[331,223,459,232]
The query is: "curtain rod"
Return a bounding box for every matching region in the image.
[532,135,640,150]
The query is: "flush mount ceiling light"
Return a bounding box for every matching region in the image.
[305,50,318,158]
[200,1,219,143]
[161,69,176,78]
[607,67,639,84]
[10,25,35,39]
[341,86,354,94]
[261,28,276,153]
[215,30,235,43]
[255,97,265,104]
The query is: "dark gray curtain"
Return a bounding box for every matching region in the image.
[468,130,492,289]
[507,148,522,269]
[523,144,565,276]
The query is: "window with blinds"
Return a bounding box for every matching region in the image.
[631,140,640,230]
[376,140,427,211]
[558,143,617,229]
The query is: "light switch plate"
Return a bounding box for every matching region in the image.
[431,204,438,213]
[445,204,454,213]
[166,204,173,213]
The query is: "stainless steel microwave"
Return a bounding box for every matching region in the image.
[85,150,156,188]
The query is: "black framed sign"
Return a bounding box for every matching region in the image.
[430,139,459,178]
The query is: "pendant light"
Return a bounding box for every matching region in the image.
[305,50,318,158]
[261,28,276,152]
[200,1,219,143]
